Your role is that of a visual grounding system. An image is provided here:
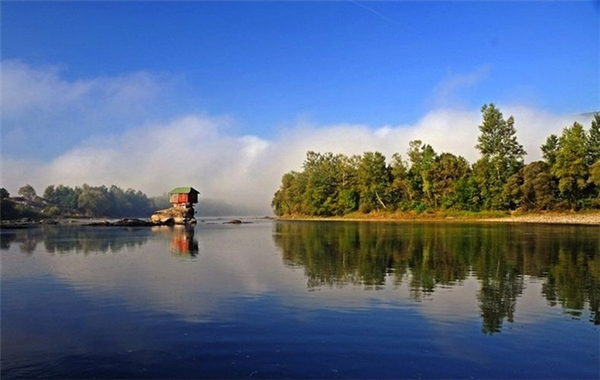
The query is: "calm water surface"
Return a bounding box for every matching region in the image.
[1,219,598,379]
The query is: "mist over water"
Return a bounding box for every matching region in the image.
[2,60,594,214]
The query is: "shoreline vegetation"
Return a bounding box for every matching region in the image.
[276,211,600,226]
[272,106,600,219]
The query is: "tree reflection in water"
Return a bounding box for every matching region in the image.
[0,226,153,254]
[273,221,600,332]
[0,224,199,258]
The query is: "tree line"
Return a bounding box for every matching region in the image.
[1,183,169,219]
[272,104,600,216]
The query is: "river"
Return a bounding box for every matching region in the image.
[1,219,598,379]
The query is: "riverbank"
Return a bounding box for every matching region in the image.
[277,211,600,225]
[0,217,160,229]
[3,212,599,227]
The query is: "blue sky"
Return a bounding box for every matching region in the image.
[1,1,599,211]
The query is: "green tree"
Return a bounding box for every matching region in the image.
[588,113,600,165]
[108,185,131,216]
[18,184,37,199]
[428,153,471,209]
[335,154,360,215]
[388,153,411,209]
[586,114,600,207]
[475,104,526,167]
[541,134,559,168]
[356,152,390,213]
[0,188,16,219]
[504,161,556,211]
[272,171,308,216]
[106,186,154,217]
[126,188,154,216]
[302,152,342,216]
[589,160,600,187]
[552,122,589,207]
[44,184,80,210]
[43,185,55,200]
[470,157,496,210]
[78,184,111,217]
[474,104,526,209]
[522,161,557,211]
[407,140,437,209]
[452,176,479,211]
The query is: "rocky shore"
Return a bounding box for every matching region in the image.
[0,217,257,229]
[0,217,177,229]
[2,212,599,228]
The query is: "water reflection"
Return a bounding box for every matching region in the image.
[1,226,153,254]
[273,221,600,332]
[0,224,199,257]
[1,221,598,334]
[152,225,199,257]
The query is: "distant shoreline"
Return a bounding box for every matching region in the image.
[277,211,600,226]
[2,212,599,228]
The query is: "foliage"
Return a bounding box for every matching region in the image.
[272,106,600,216]
[1,188,16,219]
[357,152,390,213]
[4,183,158,219]
[503,161,556,211]
[44,185,81,210]
[406,140,437,208]
[541,134,559,167]
[473,104,526,209]
[428,153,471,209]
[551,122,590,208]
[17,184,37,199]
[588,113,600,165]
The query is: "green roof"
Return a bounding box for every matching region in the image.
[168,187,200,195]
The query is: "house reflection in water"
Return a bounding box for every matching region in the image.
[152,225,199,257]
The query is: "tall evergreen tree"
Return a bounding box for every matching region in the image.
[552,122,590,207]
[541,134,559,168]
[588,113,600,165]
[474,104,526,209]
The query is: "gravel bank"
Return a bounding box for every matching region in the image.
[480,213,600,225]
[279,212,600,226]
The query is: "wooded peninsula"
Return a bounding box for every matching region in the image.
[272,104,600,218]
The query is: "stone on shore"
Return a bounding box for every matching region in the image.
[85,218,155,227]
[150,205,197,225]
[223,219,252,224]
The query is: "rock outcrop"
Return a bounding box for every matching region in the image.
[150,205,196,225]
[85,218,156,227]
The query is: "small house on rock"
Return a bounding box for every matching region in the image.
[150,187,200,225]
[169,187,200,206]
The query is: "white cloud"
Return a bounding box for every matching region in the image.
[1,61,592,215]
[2,60,162,117]
[0,60,173,158]
[430,65,491,109]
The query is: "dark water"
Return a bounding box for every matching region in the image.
[1,219,598,379]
